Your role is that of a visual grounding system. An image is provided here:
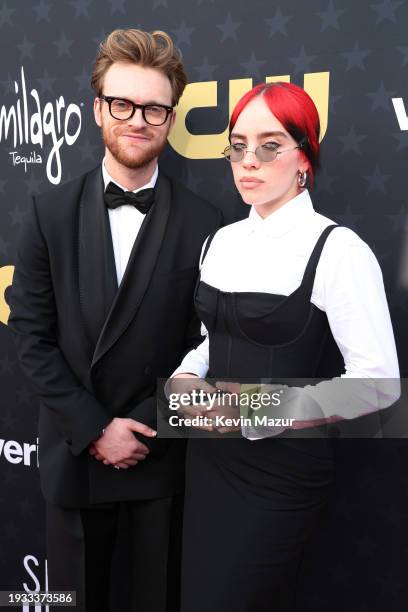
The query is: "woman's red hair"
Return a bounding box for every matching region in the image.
[229,82,320,187]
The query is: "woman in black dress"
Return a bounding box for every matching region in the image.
[169,82,399,612]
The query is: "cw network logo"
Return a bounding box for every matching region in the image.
[0,436,38,467]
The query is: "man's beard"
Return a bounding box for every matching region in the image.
[101,123,168,169]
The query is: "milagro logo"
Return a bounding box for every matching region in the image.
[1,66,82,185]
[0,436,38,467]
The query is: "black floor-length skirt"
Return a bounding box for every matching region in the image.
[181,437,334,612]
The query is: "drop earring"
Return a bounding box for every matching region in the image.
[298,171,307,187]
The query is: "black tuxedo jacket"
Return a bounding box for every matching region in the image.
[9,166,222,508]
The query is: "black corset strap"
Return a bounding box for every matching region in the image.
[299,224,339,301]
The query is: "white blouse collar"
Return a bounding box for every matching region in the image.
[247,189,315,237]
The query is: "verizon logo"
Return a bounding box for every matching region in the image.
[0,437,38,467]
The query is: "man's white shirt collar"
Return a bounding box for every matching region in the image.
[102,159,159,194]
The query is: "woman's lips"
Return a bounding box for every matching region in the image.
[239,177,264,189]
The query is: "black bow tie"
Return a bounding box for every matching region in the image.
[104,182,155,214]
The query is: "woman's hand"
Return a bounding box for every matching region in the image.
[169,373,216,396]
[168,373,218,431]
[205,381,241,433]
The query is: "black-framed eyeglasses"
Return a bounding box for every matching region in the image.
[222,139,306,163]
[99,95,174,126]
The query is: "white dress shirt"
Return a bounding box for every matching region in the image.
[102,161,158,285]
[171,189,400,431]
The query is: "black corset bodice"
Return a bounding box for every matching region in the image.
[195,224,344,381]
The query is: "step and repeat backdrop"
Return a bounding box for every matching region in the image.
[0,0,407,610]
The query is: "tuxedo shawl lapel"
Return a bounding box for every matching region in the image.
[91,173,172,368]
[78,167,118,358]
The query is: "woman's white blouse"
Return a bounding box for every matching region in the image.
[171,190,400,428]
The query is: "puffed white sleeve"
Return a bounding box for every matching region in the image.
[242,228,401,439]
[298,228,401,419]
[170,335,209,378]
[317,228,399,380]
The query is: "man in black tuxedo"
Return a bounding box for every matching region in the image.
[9,28,221,612]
